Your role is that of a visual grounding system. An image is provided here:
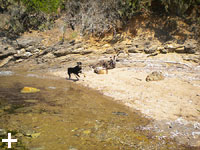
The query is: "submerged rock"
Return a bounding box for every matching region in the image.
[0,129,6,136]
[31,133,41,138]
[83,129,91,135]
[21,87,40,93]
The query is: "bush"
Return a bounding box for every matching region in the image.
[21,0,61,13]
[0,0,61,39]
[161,0,197,17]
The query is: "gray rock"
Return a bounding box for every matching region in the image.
[17,37,42,48]
[184,39,197,48]
[147,52,159,57]
[160,48,168,54]
[33,49,40,53]
[0,56,13,67]
[16,59,24,63]
[54,47,92,56]
[37,45,46,50]
[71,48,84,54]
[53,48,73,57]
[127,47,140,53]
[24,52,32,58]
[174,47,185,53]
[72,43,82,49]
[17,48,26,54]
[42,53,55,59]
[80,49,93,55]
[185,44,196,54]
[0,47,16,59]
[38,47,57,57]
[144,46,157,54]
[14,52,33,59]
[114,45,126,51]
[26,46,35,52]
[103,48,115,54]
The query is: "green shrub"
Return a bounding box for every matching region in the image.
[117,0,151,20]
[161,0,196,16]
[21,0,62,13]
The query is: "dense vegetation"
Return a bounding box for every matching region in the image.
[0,0,200,39]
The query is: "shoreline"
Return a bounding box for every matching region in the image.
[50,64,200,122]
[2,52,200,147]
[48,54,200,147]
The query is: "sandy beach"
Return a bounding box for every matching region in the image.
[50,53,200,122]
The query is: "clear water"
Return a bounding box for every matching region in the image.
[0,72,191,150]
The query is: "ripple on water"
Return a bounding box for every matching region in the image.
[48,86,56,90]
[0,71,14,76]
[27,74,40,78]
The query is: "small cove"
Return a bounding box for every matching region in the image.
[0,71,192,150]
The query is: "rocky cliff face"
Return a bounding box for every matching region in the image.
[0,13,199,70]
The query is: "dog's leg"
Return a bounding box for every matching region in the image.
[68,72,71,79]
[75,74,79,80]
[76,74,80,78]
[79,71,86,78]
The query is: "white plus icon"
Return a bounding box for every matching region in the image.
[2,133,18,148]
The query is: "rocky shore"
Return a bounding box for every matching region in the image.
[0,20,200,148]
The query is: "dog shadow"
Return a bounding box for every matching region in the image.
[66,78,79,82]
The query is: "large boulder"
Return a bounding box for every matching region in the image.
[17,36,43,48]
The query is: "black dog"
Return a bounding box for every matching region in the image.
[68,62,82,80]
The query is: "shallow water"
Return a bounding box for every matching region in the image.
[0,72,192,150]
